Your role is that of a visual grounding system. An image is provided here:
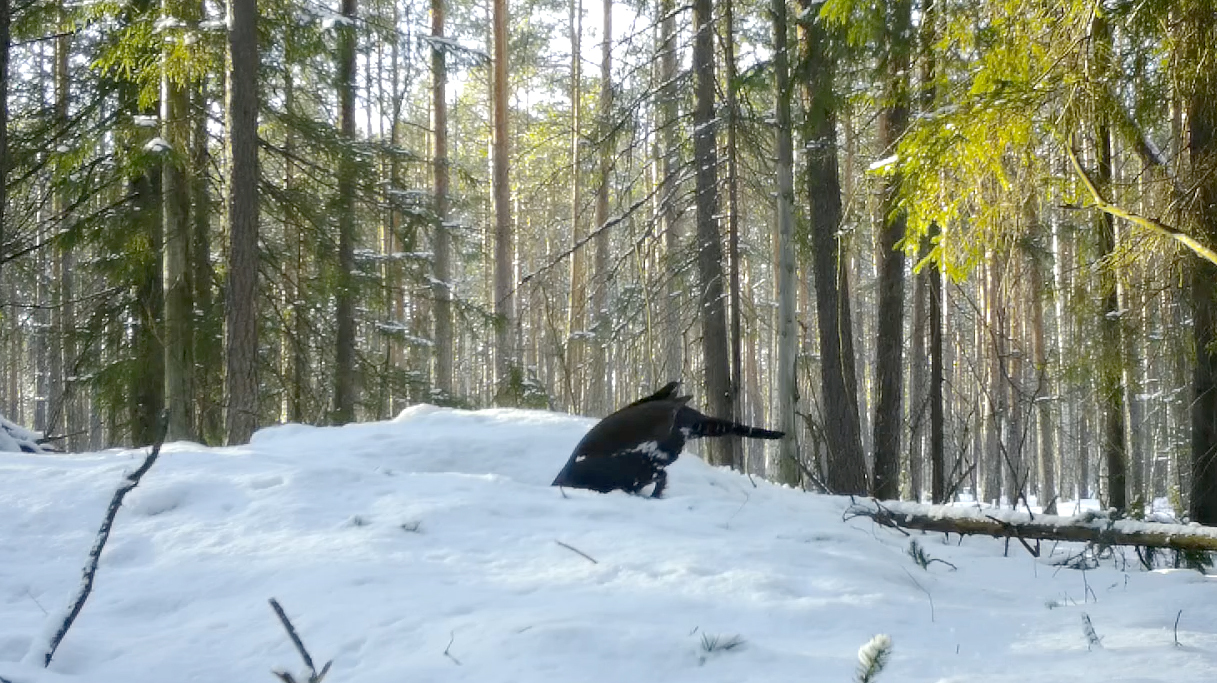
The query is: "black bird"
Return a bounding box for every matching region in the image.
[552,381,785,497]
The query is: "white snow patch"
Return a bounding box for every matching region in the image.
[0,407,1215,682]
[143,137,172,154]
[868,154,899,172]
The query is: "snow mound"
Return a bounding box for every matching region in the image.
[0,413,46,453]
[0,406,1215,683]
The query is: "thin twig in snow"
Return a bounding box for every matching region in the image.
[269,598,332,683]
[444,631,462,666]
[555,540,599,564]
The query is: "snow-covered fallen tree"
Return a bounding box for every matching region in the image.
[848,498,1217,554]
[0,413,47,453]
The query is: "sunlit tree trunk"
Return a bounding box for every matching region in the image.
[332,0,358,424]
[587,0,612,415]
[431,0,453,399]
[491,0,515,403]
[565,0,586,410]
[772,0,799,485]
[225,0,259,442]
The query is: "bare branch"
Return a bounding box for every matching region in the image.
[268,598,332,683]
[555,540,599,564]
[41,410,170,667]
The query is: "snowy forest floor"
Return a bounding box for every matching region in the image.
[1,405,1215,682]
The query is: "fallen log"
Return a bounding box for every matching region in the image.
[848,499,1217,554]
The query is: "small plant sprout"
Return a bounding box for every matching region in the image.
[907,540,957,571]
[855,634,893,683]
[697,632,745,664]
[1081,613,1102,650]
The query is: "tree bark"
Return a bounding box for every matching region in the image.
[54,12,80,448]
[691,0,732,468]
[797,4,867,494]
[1186,0,1217,525]
[852,499,1217,554]
[587,0,612,415]
[657,0,681,384]
[1029,234,1058,513]
[491,0,515,403]
[722,0,743,471]
[918,0,945,503]
[332,0,358,424]
[163,0,195,441]
[225,0,259,442]
[872,0,912,500]
[773,0,799,486]
[565,0,586,411]
[0,0,7,282]
[431,0,453,399]
[192,74,221,443]
[1093,10,1127,511]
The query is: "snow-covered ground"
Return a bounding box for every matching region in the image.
[1,404,1215,682]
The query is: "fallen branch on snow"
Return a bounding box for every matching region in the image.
[847,498,1217,554]
[269,598,332,683]
[38,410,169,668]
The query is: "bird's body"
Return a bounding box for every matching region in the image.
[552,382,785,497]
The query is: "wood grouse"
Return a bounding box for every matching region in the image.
[551,381,785,497]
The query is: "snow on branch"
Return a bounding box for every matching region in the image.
[847,498,1217,554]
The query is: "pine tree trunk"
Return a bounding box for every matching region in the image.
[871,0,912,499]
[1092,11,1127,510]
[431,0,453,400]
[131,168,165,447]
[657,0,681,384]
[54,15,76,447]
[1186,0,1217,525]
[1029,233,1058,513]
[192,75,220,443]
[722,0,743,471]
[587,0,612,415]
[691,0,732,468]
[225,0,259,442]
[491,0,515,403]
[163,0,195,441]
[565,0,586,411]
[772,0,799,486]
[797,4,867,494]
[332,0,358,424]
[908,248,927,500]
[0,0,7,285]
[982,256,1003,504]
[919,0,945,502]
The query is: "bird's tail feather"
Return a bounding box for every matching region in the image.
[691,417,784,440]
